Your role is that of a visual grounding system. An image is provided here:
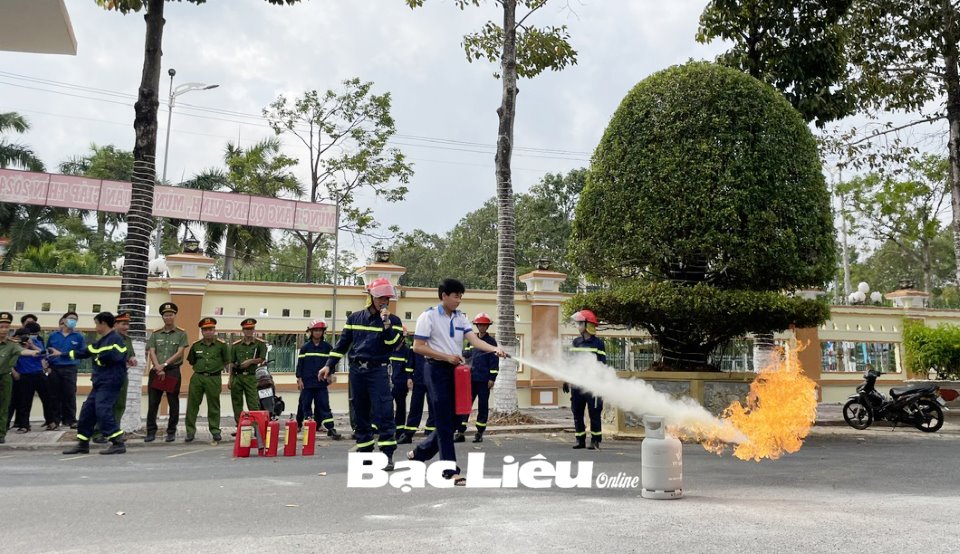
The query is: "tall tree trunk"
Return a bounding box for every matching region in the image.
[922,236,933,293]
[118,0,165,433]
[304,231,314,282]
[223,226,236,278]
[492,0,520,416]
[942,1,960,289]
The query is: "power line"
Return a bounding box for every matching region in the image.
[0,70,593,159]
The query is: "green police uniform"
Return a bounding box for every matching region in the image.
[147,327,189,370]
[230,335,266,424]
[185,318,229,440]
[0,328,24,441]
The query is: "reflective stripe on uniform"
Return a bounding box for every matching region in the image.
[575,431,586,437]
[298,353,329,359]
[344,324,383,332]
[356,440,376,448]
[475,422,487,427]
[108,430,124,439]
[377,440,397,447]
[384,332,401,346]
[321,418,335,425]
[388,356,406,362]
[328,352,344,359]
[76,434,90,441]
[569,347,606,356]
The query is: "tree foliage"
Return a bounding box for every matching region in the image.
[697,0,855,127]
[902,319,960,380]
[570,62,835,370]
[263,78,412,281]
[0,112,44,171]
[841,154,949,292]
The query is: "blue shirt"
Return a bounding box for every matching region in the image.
[46,331,87,368]
[15,336,44,375]
[326,307,404,372]
[464,333,499,382]
[296,339,331,388]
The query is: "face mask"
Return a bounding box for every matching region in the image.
[66,319,78,330]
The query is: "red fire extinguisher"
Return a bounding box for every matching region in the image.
[233,412,254,458]
[283,416,298,457]
[264,419,280,457]
[455,364,472,416]
[302,419,317,456]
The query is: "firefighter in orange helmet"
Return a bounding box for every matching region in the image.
[456,312,499,443]
[567,309,606,450]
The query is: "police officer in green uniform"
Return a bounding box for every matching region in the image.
[146,302,189,443]
[185,317,230,443]
[0,311,42,444]
[230,318,265,434]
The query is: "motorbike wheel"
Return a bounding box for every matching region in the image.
[914,399,944,433]
[842,399,873,430]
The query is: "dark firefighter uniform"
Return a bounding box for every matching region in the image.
[185,317,229,442]
[458,333,499,441]
[569,335,606,449]
[66,324,129,454]
[230,319,266,425]
[399,349,434,443]
[324,307,403,458]
[296,338,337,434]
[389,341,412,438]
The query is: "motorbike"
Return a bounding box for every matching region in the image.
[254,359,286,419]
[843,369,947,433]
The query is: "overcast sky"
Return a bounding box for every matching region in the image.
[3,1,733,257]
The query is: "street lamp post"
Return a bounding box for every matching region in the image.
[156,68,218,252]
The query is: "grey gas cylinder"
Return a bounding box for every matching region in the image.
[640,415,683,499]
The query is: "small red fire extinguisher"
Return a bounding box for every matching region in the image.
[302,419,317,456]
[233,412,253,458]
[455,364,472,416]
[264,419,280,457]
[283,416,298,457]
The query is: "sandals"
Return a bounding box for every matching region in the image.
[15,428,29,434]
[453,477,467,487]
[44,423,60,431]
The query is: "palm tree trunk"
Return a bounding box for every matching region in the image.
[118,0,165,433]
[223,226,236,278]
[491,0,520,416]
[942,1,960,290]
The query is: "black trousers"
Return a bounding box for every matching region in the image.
[14,372,50,429]
[571,388,603,443]
[146,368,181,435]
[46,365,79,426]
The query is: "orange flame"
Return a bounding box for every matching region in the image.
[690,345,818,461]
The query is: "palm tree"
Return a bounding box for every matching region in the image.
[0,112,44,171]
[183,138,301,277]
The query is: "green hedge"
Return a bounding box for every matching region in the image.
[902,319,960,380]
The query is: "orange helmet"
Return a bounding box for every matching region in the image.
[367,277,396,299]
[571,309,598,325]
[308,319,327,331]
[472,312,493,325]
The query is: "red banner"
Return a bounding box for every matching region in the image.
[201,190,250,225]
[153,185,203,220]
[98,180,132,213]
[46,174,101,210]
[0,169,49,205]
[0,169,337,234]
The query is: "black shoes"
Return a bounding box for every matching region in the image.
[397,433,412,444]
[185,435,195,443]
[453,432,466,443]
[573,439,586,450]
[327,429,343,441]
[384,455,395,472]
[100,441,126,455]
[144,434,156,443]
[165,433,176,442]
[212,433,222,442]
[62,441,90,455]
[472,433,483,443]
[588,440,601,450]
[92,436,108,444]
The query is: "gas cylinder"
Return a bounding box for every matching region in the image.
[233,412,253,458]
[302,419,317,456]
[264,419,280,457]
[283,416,298,457]
[640,415,683,500]
[454,364,472,415]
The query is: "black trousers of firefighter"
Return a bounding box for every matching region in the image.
[457,380,491,435]
[349,363,396,457]
[571,387,603,445]
[404,383,436,437]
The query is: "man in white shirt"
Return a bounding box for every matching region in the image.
[407,278,507,486]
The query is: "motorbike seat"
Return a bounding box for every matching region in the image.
[889,384,937,398]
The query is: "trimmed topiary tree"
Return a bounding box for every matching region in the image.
[568,61,836,371]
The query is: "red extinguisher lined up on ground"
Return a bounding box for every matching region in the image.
[283,416,298,457]
[301,419,317,456]
[455,364,473,416]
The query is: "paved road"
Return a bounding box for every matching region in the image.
[1,431,958,553]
